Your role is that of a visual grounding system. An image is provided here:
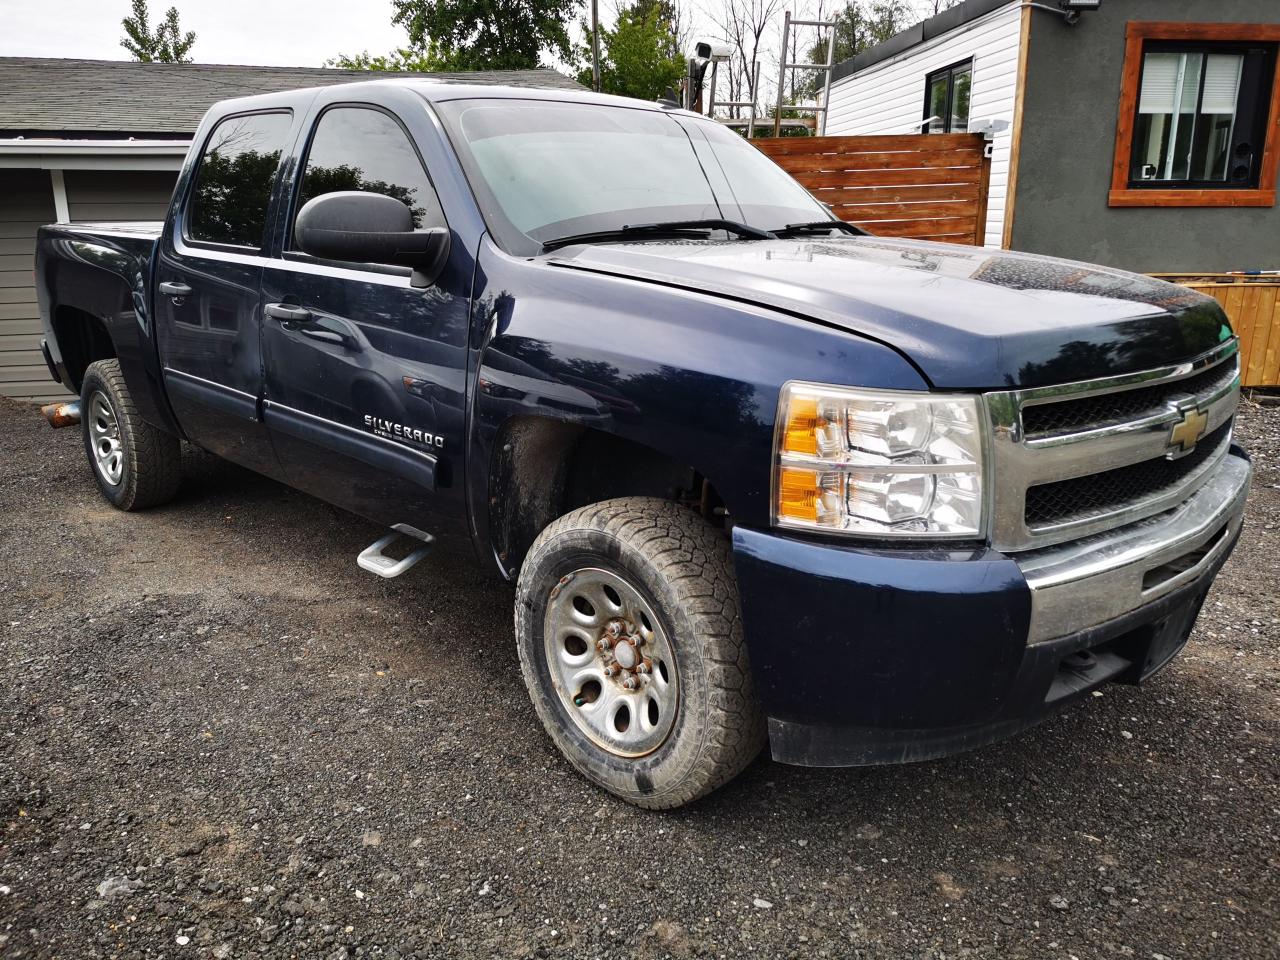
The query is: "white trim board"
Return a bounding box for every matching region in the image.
[0,138,189,171]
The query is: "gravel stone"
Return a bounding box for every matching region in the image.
[1,395,1278,959]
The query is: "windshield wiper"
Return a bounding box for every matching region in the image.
[772,220,865,238]
[542,218,776,252]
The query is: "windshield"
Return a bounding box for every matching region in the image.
[435,98,831,254]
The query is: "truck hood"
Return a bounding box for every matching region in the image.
[547,236,1231,389]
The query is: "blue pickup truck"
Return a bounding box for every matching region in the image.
[35,81,1250,808]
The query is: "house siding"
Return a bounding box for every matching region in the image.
[823,1,1021,248]
[0,169,63,402]
[65,170,176,222]
[0,169,182,402]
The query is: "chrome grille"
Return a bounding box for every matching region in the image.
[1021,360,1236,439]
[983,340,1240,552]
[1024,419,1232,528]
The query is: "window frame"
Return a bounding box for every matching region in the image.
[1110,21,1280,208]
[182,108,294,253]
[922,58,974,135]
[281,101,447,276]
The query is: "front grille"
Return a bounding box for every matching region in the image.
[1022,361,1236,438]
[1025,420,1232,528]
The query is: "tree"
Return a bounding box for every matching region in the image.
[120,0,196,63]
[389,0,581,70]
[806,1,915,74]
[325,48,448,72]
[576,0,685,102]
[706,0,786,119]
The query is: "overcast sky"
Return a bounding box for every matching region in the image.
[0,0,410,67]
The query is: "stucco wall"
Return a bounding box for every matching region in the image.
[1011,0,1280,273]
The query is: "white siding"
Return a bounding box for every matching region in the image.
[825,2,1022,248]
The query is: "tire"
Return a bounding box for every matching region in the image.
[81,358,181,511]
[515,497,766,809]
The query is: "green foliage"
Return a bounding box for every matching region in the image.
[798,0,914,97]
[388,0,581,71]
[120,0,196,63]
[324,47,450,72]
[576,0,684,101]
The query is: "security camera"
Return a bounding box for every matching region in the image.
[692,42,732,63]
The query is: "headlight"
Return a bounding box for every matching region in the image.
[773,382,986,538]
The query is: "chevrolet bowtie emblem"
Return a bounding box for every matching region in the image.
[1169,407,1208,455]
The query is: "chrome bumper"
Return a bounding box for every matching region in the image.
[1017,450,1251,644]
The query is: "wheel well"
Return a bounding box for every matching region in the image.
[488,417,725,577]
[52,306,115,392]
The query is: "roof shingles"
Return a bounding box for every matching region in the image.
[0,57,583,135]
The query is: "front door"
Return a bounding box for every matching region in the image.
[154,109,295,478]
[260,103,470,529]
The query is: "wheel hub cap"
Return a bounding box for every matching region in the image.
[88,390,124,486]
[544,568,678,758]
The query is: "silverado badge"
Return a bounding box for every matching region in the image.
[363,415,444,450]
[1168,407,1208,457]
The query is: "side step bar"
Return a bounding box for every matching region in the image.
[357,524,435,579]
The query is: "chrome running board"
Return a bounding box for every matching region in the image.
[357,524,434,579]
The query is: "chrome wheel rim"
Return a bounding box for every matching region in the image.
[88,390,124,486]
[543,567,679,758]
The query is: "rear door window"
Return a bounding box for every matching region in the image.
[187,111,292,249]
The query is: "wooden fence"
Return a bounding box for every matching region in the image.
[754,133,992,246]
[1156,275,1280,388]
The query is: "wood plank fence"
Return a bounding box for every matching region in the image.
[754,133,992,246]
[1156,275,1280,388]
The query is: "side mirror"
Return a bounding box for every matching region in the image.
[295,191,449,288]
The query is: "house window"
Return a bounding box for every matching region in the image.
[924,60,972,133]
[1111,23,1280,208]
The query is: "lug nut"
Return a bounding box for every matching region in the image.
[605,665,619,677]
[607,621,623,638]
[598,637,612,652]
[622,676,637,690]
[633,634,645,646]
[637,661,650,674]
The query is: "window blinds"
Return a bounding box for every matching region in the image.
[1202,54,1244,114]
[1139,51,1244,115]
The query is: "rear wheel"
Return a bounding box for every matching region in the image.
[81,359,181,510]
[515,497,765,809]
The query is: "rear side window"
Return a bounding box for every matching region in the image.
[187,111,292,249]
[291,106,443,248]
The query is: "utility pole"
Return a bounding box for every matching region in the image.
[591,0,602,92]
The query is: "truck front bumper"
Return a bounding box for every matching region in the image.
[732,447,1252,767]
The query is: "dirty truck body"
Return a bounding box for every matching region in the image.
[35,81,1250,807]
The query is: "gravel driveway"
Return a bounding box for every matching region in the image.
[1,396,1277,960]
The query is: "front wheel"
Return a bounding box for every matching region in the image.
[81,359,181,511]
[515,497,765,809]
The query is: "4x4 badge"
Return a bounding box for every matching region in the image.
[1168,407,1208,456]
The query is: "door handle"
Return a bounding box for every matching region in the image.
[159,281,192,298]
[298,327,349,347]
[264,302,312,323]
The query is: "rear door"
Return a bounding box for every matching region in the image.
[154,108,296,477]
[259,96,471,529]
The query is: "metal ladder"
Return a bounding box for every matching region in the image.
[705,60,763,139]
[772,11,837,138]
